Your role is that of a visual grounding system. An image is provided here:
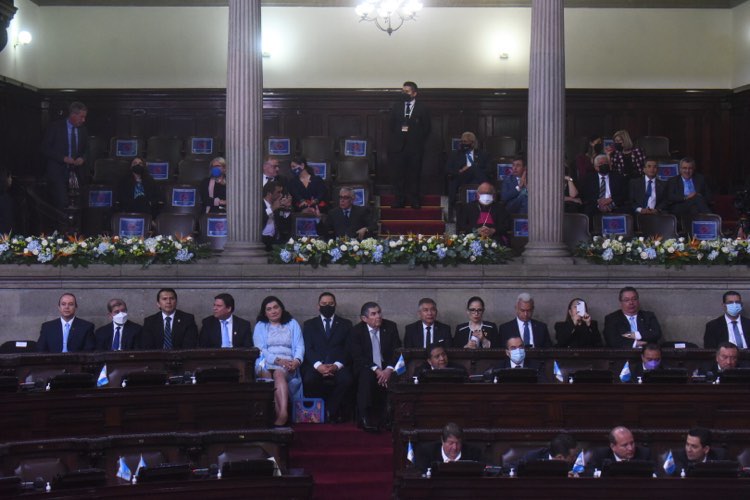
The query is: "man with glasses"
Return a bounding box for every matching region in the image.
[704,291,750,349]
[603,286,662,348]
[325,186,374,239]
[446,131,488,208]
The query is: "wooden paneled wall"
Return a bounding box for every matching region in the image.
[4,86,746,194]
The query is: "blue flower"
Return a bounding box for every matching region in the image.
[646,248,657,259]
[175,248,193,262]
[436,247,447,260]
[96,242,110,255]
[602,248,614,261]
[27,240,41,252]
[0,243,8,253]
[37,252,53,263]
[470,240,483,257]
[328,248,342,262]
[372,248,383,263]
[279,249,292,263]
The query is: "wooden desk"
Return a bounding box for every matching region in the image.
[395,476,750,500]
[399,347,734,381]
[0,382,274,440]
[0,348,260,386]
[14,475,314,500]
[390,382,750,466]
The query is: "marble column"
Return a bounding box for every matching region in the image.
[522,0,570,263]
[222,0,267,262]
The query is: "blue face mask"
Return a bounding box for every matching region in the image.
[211,166,223,177]
[510,348,525,365]
[727,303,743,317]
[291,167,303,177]
[644,359,660,371]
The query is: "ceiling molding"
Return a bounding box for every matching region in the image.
[28,1,750,9]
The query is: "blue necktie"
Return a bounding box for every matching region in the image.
[523,322,530,346]
[62,323,71,353]
[644,180,652,208]
[466,153,473,166]
[221,320,231,348]
[163,317,173,350]
[628,316,638,333]
[684,178,695,196]
[112,326,121,351]
[324,318,331,338]
[732,321,746,349]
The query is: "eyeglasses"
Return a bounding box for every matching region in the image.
[468,308,484,313]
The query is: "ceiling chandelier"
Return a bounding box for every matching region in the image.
[355,1,424,36]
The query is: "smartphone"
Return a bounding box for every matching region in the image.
[575,301,586,317]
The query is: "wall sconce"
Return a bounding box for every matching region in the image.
[14,30,31,48]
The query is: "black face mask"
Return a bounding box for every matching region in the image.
[402,93,413,102]
[460,143,472,152]
[615,143,624,152]
[132,164,145,176]
[593,143,604,155]
[598,163,611,175]
[320,305,335,318]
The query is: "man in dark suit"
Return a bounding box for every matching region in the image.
[198,293,253,349]
[581,154,629,219]
[140,288,198,350]
[500,157,528,214]
[94,298,141,351]
[666,157,712,216]
[37,292,95,353]
[388,81,431,209]
[325,186,375,239]
[630,158,668,215]
[699,342,750,381]
[670,428,725,475]
[485,336,547,382]
[704,290,750,349]
[403,298,453,349]
[414,343,468,380]
[591,426,652,470]
[42,101,88,210]
[302,292,353,423]
[347,301,401,432]
[457,182,510,244]
[603,286,662,348]
[261,180,292,251]
[414,422,484,474]
[521,433,579,467]
[262,155,287,192]
[446,131,488,205]
[498,293,552,348]
[629,343,667,381]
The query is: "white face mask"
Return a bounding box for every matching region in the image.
[113,312,128,325]
[478,194,494,205]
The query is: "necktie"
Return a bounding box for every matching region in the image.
[425,325,432,348]
[62,323,71,353]
[684,178,695,196]
[523,322,530,346]
[113,326,121,351]
[324,318,331,338]
[732,321,746,349]
[163,316,173,350]
[628,315,638,332]
[466,153,473,166]
[599,176,606,198]
[344,209,350,220]
[69,127,76,158]
[405,102,411,117]
[370,330,382,368]
[644,180,653,208]
[221,320,231,348]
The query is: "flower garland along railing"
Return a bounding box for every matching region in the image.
[0,233,212,268]
[575,235,750,266]
[272,234,513,268]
